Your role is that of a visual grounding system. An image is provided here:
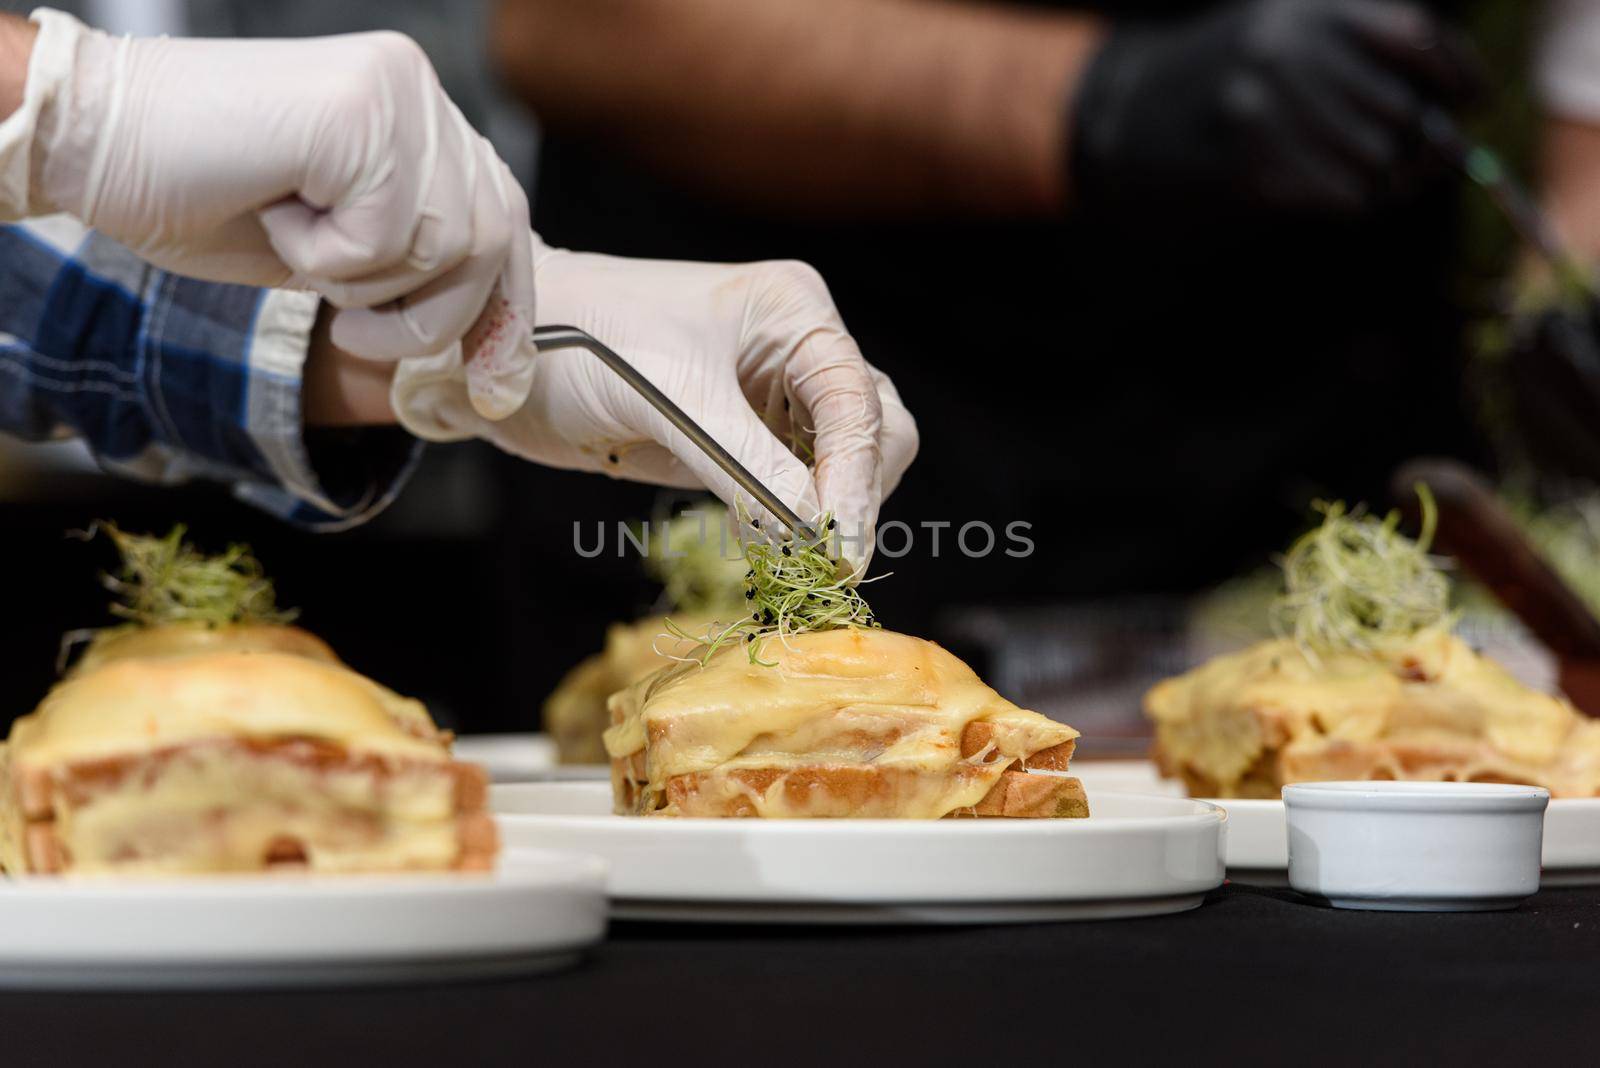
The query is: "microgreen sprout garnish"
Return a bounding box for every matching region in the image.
[77,522,297,629]
[1270,485,1453,663]
[661,510,882,667]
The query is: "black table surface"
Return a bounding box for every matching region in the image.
[2,881,1595,1067]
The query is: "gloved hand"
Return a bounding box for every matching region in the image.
[1071,0,1482,214]
[6,10,532,418]
[393,242,919,567]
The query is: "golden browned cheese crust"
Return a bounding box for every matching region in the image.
[1145,630,1600,798]
[76,622,444,745]
[605,628,1084,819]
[0,650,495,875]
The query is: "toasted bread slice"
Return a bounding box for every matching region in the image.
[957,770,1088,818]
[614,757,1084,819]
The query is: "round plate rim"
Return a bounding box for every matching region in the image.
[492,781,1227,918]
[0,849,609,988]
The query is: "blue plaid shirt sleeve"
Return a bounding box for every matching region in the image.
[0,217,420,531]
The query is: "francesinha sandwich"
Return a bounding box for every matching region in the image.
[1146,492,1600,798]
[604,525,1087,819]
[0,525,494,875]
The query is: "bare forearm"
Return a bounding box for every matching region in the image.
[303,303,397,427]
[492,0,1102,215]
[1542,117,1600,263]
[0,13,37,120]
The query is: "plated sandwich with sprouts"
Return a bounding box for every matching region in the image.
[605,517,1086,820]
[0,525,495,876]
[1146,491,1600,798]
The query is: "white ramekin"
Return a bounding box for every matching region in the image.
[1282,781,1550,911]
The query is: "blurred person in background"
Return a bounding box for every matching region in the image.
[490,0,1600,642]
[0,5,913,730]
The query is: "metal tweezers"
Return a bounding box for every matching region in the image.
[531,324,817,542]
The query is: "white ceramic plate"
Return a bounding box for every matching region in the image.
[1071,759,1185,797]
[1077,759,1600,883]
[1208,799,1293,873]
[0,849,607,989]
[450,732,560,781]
[492,782,1225,924]
[530,763,612,782]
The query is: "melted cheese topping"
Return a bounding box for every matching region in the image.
[10,651,449,769]
[1146,630,1600,796]
[606,628,1078,817]
[71,622,339,676]
[67,623,443,741]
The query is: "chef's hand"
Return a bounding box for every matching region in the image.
[7,10,533,418]
[1071,0,1481,214]
[393,241,918,567]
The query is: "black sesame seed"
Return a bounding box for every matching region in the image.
[745,589,755,600]
[606,452,619,464]
[751,519,760,529]
[781,546,791,556]
[827,518,837,530]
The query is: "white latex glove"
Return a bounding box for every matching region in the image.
[4,9,533,418]
[394,243,918,566]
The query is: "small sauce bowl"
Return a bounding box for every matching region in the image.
[1283,781,1549,911]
